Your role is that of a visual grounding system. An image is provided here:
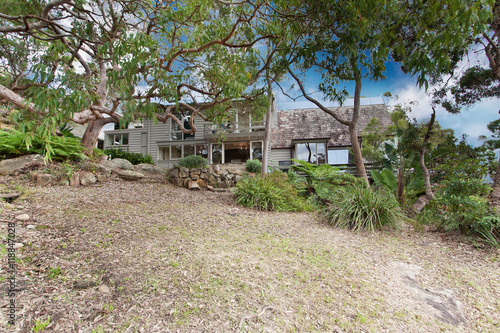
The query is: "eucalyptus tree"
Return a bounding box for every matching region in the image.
[0,0,272,155]
[272,0,492,184]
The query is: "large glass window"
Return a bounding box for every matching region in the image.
[251,141,263,161]
[295,142,327,165]
[196,143,208,159]
[110,133,129,146]
[328,149,350,165]
[212,144,222,164]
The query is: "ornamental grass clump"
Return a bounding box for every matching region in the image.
[175,155,208,168]
[235,171,311,212]
[324,183,405,231]
[245,159,262,173]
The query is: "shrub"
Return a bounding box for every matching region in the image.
[235,172,312,211]
[103,148,153,165]
[432,176,499,246]
[324,183,405,231]
[0,129,86,161]
[176,155,208,168]
[245,159,262,173]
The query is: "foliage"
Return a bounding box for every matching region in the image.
[175,155,208,169]
[0,0,272,154]
[245,159,262,173]
[235,172,312,212]
[32,316,50,332]
[427,176,499,246]
[291,160,361,201]
[103,148,153,165]
[323,183,405,232]
[0,128,86,161]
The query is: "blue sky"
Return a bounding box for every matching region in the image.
[275,57,499,147]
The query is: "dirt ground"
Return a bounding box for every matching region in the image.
[1,175,499,332]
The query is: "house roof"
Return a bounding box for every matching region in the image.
[270,104,391,148]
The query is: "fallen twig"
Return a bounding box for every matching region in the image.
[239,306,277,329]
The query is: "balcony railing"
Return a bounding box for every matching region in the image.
[203,121,265,136]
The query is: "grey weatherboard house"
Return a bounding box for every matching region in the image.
[103,102,391,169]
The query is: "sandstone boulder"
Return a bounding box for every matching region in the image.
[101,158,133,170]
[134,163,165,175]
[115,169,144,181]
[80,173,97,186]
[0,154,44,175]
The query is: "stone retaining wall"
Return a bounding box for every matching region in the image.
[169,164,251,189]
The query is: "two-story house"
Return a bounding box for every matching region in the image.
[103,101,391,168]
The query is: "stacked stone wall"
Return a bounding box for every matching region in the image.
[169,164,249,189]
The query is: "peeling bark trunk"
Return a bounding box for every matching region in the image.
[261,75,273,174]
[489,159,500,213]
[349,123,368,183]
[409,108,436,217]
[80,118,116,153]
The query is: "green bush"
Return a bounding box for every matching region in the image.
[175,155,208,168]
[103,148,153,165]
[235,172,312,212]
[432,177,499,246]
[245,159,262,173]
[324,183,405,231]
[0,129,86,161]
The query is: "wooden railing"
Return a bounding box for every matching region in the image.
[203,121,265,135]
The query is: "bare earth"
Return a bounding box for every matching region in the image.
[1,176,499,332]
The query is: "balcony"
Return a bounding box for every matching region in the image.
[203,121,266,142]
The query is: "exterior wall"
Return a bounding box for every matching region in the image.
[103,128,147,154]
[270,148,291,166]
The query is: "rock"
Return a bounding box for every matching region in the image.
[30,172,51,187]
[0,154,44,175]
[188,180,201,191]
[98,285,110,294]
[101,158,133,171]
[172,177,183,187]
[73,280,96,289]
[26,225,36,229]
[15,214,30,221]
[13,243,24,249]
[196,179,207,188]
[191,174,200,180]
[59,179,69,186]
[234,175,243,183]
[169,168,179,178]
[80,173,97,186]
[183,178,190,187]
[190,169,201,176]
[134,163,165,175]
[207,185,226,192]
[70,173,80,186]
[115,169,144,181]
[96,174,107,182]
[178,167,189,178]
[0,192,20,202]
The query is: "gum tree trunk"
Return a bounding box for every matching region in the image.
[80,118,116,153]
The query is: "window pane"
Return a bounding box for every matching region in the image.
[122,134,129,145]
[171,119,180,131]
[171,145,182,159]
[297,143,316,164]
[251,141,262,161]
[160,147,168,160]
[184,144,194,157]
[184,118,195,140]
[113,135,121,145]
[328,149,349,165]
[212,144,222,164]
[196,144,208,158]
[317,143,326,164]
[171,132,182,140]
